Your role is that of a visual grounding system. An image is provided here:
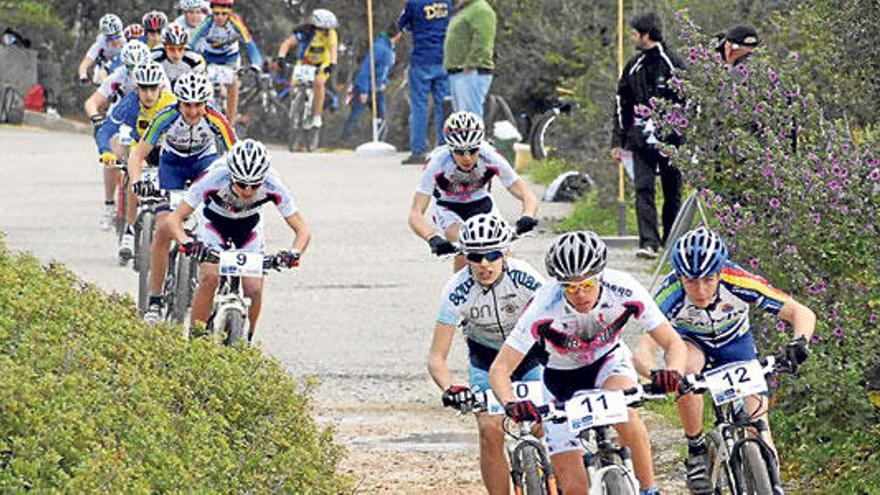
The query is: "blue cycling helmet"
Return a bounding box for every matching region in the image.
[670,227,729,278]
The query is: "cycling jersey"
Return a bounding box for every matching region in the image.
[151,47,207,85]
[655,262,791,349]
[143,103,236,158]
[188,14,264,68]
[173,15,203,41]
[95,90,177,154]
[505,268,668,370]
[292,26,337,67]
[86,34,122,72]
[97,65,171,100]
[416,142,520,204]
[437,258,544,350]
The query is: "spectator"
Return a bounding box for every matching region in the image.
[398,0,452,165]
[610,12,685,260]
[716,25,760,67]
[443,0,496,120]
[341,24,401,143]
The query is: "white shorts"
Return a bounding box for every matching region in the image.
[542,345,639,456]
[429,197,498,233]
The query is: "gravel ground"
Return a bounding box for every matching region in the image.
[0,125,687,494]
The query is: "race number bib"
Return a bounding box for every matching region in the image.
[293,64,317,84]
[482,381,544,415]
[218,250,263,278]
[704,360,768,405]
[142,166,160,188]
[208,64,235,85]
[565,390,629,431]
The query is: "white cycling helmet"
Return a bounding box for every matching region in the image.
[162,24,190,46]
[310,9,338,29]
[133,61,166,87]
[545,231,607,281]
[443,111,485,151]
[459,213,514,253]
[227,139,271,185]
[99,14,124,37]
[179,0,203,11]
[120,40,151,69]
[174,70,213,103]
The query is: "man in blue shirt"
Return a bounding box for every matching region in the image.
[340,25,401,143]
[397,0,452,165]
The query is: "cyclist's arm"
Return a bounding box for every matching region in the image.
[84,91,109,119]
[777,298,816,341]
[328,30,338,65]
[277,36,297,59]
[230,14,264,68]
[428,323,457,391]
[408,192,434,240]
[205,107,237,149]
[646,321,687,375]
[126,141,154,183]
[488,344,526,405]
[78,55,96,80]
[506,179,538,218]
[168,202,196,243]
[283,212,311,254]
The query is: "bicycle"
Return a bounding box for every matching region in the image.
[528,87,579,161]
[286,62,320,152]
[680,355,788,495]
[131,167,164,315]
[235,66,291,140]
[182,247,293,346]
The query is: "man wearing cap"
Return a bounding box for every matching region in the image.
[717,25,760,68]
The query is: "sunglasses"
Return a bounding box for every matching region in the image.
[452,147,480,156]
[561,275,601,294]
[212,8,232,15]
[234,181,262,190]
[165,44,186,53]
[465,250,504,263]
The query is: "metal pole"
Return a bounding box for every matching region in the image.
[366,0,379,140]
[616,0,626,235]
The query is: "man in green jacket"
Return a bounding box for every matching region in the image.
[443,0,495,120]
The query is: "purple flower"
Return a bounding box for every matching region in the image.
[749,258,759,269]
[812,213,821,225]
[807,281,825,295]
[870,169,880,181]
[774,178,784,190]
[676,117,690,128]
[769,72,778,84]
[785,244,797,254]
[762,166,775,178]
[674,11,682,21]
[754,102,764,113]
[867,158,878,167]
[832,326,844,338]
[810,334,820,344]
[870,314,878,325]
[791,52,800,61]
[828,180,840,191]
[829,197,838,206]
[775,321,786,332]
[769,198,781,209]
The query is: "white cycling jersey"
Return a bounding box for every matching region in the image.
[416,142,520,205]
[97,65,171,100]
[173,14,204,43]
[184,164,297,220]
[437,258,545,350]
[86,34,122,68]
[151,47,207,85]
[505,268,668,370]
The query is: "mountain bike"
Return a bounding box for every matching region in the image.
[528,88,579,161]
[132,167,164,315]
[680,355,789,495]
[234,67,291,140]
[286,63,320,152]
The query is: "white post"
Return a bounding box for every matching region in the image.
[355,0,397,156]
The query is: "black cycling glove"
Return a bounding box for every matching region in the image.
[441,385,475,410]
[131,180,158,198]
[515,216,538,235]
[504,400,541,423]
[780,336,809,372]
[428,235,457,256]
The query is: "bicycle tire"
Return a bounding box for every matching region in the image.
[740,442,773,494]
[518,444,546,495]
[170,254,194,324]
[706,430,732,494]
[287,89,306,151]
[222,308,247,346]
[115,175,127,244]
[600,466,635,495]
[136,212,155,315]
[529,110,558,160]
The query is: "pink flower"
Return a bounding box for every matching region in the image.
[832,326,844,338]
[870,169,880,181]
[775,321,786,332]
[749,258,759,269]
[870,314,878,325]
[769,198,781,208]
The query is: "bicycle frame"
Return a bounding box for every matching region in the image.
[503,419,559,495]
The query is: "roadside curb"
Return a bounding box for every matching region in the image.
[22,110,91,135]
[600,235,640,248]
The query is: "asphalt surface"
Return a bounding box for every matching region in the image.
[0,125,685,493]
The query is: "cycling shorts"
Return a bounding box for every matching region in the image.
[681,331,758,371]
[198,208,264,253]
[466,339,542,393]
[430,196,497,233]
[158,151,216,190]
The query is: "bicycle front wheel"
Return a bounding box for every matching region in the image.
[518,444,546,495]
[222,308,248,346]
[599,466,636,495]
[740,442,773,494]
[706,430,732,494]
[136,212,155,315]
[529,110,558,160]
[170,255,195,324]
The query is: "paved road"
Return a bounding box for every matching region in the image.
[0,125,684,493]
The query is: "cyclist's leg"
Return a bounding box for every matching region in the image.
[312,71,326,118]
[468,361,510,495]
[443,222,464,272]
[149,209,172,294]
[242,276,263,336]
[226,72,239,121]
[677,339,708,437]
[550,451,588,495]
[190,261,219,326]
[743,394,775,454]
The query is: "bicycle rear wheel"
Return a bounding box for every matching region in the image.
[740,442,773,494]
[517,444,546,495]
[136,212,155,315]
[222,308,248,346]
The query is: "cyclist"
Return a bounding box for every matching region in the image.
[95,61,177,260]
[275,8,339,132]
[84,40,154,231]
[429,213,544,495]
[408,111,539,272]
[126,71,237,323]
[142,10,169,48]
[123,23,146,43]
[167,139,311,341]
[188,0,264,122]
[152,24,207,86]
[489,231,688,495]
[77,14,124,85]
[633,227,816,494]
[173,0,206,39]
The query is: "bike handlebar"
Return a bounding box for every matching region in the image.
[536,385,666,425]
[180,247,296,271]
[680,355,787,396]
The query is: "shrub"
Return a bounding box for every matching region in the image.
[0,242,350,492]
[646,11,880,490]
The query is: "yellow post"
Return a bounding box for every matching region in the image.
[616,0,626,235]
[366,0,379,139]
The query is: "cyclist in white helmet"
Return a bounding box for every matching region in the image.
[78,14,125,85]
[429,212,544,494]
[167,139,311,340]
[174,0,206,40]
[408,111,539,271]
[152,24,206,86]
[489,231,688,495]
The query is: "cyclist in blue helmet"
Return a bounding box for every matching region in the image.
[634,227,816,494]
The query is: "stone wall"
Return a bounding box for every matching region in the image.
[0,46,38,94]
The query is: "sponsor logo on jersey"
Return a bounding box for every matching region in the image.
[508,269,540,291]
[601,280,633,298]
[449,278,476,306]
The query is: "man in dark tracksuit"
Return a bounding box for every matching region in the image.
[611,12,685,259]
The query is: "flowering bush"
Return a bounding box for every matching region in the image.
[650,11,880,490]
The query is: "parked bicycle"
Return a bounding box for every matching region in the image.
[680,355,789,495]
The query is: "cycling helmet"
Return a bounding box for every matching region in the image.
[227,139,271,184]
[443,111,485,150]
[459,213,514,253]
[162,24,189,46]
[123,24,145,42]
[133,61,166,87]
[142,11,169,32]
[174,70,213,103]
[179,0,204,10]
[670,227,729,279]
[211,0,234,7]
[545,231,607,280]
[99,14,124,37]
[120,40,151,69]
[309,9,338,29]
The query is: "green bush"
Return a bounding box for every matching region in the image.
[0,242,350,492]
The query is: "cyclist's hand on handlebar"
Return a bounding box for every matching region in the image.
[649,369,682,394]
[515,216,538,235]
[99,151,118,168]
[779,336,809,373]
[677,374,697,396]
[428,235,457,256]
[180,240,210,261]
[274,250,301,269]
[504,400,541,423]
[131,180,158,198]
[78,74,90,86]
[441,385,475,410]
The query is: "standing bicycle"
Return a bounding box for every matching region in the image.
[166,139,311,343]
